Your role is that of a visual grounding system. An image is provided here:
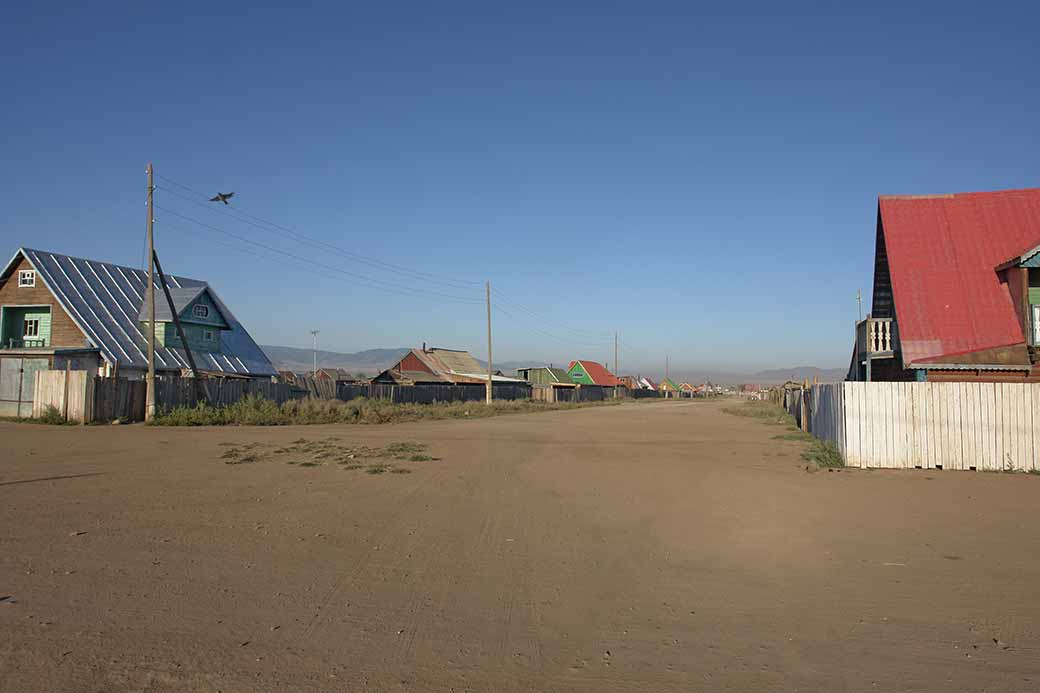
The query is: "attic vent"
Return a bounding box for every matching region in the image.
[192,304,209,319]
[18,269,35,287]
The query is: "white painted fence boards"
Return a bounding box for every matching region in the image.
[796,382,1040,472]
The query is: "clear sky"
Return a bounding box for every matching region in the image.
[3,1,1038,374]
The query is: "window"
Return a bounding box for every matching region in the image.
[23,318,40,338]
[1034,304,1040,346]
[18,270,35,287]
[203,329,214,341]
[192,304,209,319]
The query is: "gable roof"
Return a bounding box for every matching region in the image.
[379,347,523,384]
[877,188,1040,366]
[568,360,619,386]
[3,248,276,376]
[134,285,227,327]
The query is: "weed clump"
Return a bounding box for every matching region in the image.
[722,400,793,426]
[801,440,844,468]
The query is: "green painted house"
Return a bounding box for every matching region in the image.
[516,366,575,386]
[566,360,619,386]
[138,285,230,354]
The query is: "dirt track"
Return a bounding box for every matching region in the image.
[2,399,1040,691]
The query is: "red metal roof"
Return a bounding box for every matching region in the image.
[568,360,619,386]
[879,187,1040,365]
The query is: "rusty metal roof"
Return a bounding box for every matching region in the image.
[878,188,1040,366]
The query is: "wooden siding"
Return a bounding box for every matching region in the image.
[789,382,1040,471]
[399,351,434,374]
[0,256,89,349]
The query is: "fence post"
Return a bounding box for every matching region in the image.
[62,361,71,422]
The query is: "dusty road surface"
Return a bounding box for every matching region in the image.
[2,400,1040,691]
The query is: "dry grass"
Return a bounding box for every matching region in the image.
[152,395,621,427]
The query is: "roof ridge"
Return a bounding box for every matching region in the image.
[879,186,1040,201]
[19,247,203,285]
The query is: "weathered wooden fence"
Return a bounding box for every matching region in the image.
[786,382,1040,471]
[338,382,532,403]
[154,377,306,413]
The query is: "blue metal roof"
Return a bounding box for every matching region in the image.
[11,248,276,377]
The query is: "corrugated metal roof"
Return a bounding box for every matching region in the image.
[9,248,276,377]
[568,360,619,386]
[878,188,1040,366]
[136,285,206,322]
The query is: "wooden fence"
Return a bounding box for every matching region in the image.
[337,382,532,403]
[154,377,306,413]
[786,382,1040,471]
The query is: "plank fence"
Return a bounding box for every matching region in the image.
[785,382,1040,471]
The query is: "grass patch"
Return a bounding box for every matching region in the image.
[152,395,622,427]
[722,400,793,426]
[772,432,811,441]
[408,454,435,462]
[801,439,845,468]
[366,465,388,474]
[390,468,413,474]
[0,405,76,425]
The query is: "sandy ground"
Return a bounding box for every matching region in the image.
[2,399,1040,691]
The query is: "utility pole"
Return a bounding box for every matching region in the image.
[857,289,863,322]
[486,281,493,405]
[310,330,320,378]
[614,332,619,398]
[145,163,156,421]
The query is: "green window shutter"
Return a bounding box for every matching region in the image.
[1028,287,1040,305]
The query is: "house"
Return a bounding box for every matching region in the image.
[850,188,1040,382]
[0,248,276,381]
[315,367,354,383]
[638,376,657,390]
[516,366,576,388]
[567,360,619,386]
[617,375,640,390]
[657,377,679,392]
[373,345,524,384]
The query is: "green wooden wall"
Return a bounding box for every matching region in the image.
[143,321,222,353]
[567,363,594,385]
[1,306,51,346]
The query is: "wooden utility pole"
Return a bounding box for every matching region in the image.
[145,163,156,421]
[486,281,493,405]
[614,332,619,398]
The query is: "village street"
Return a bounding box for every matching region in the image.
[2,400,1039,691]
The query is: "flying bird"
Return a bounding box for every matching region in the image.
[209,192,235,205]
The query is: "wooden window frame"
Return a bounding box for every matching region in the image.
[18,270,36,288]
[192,304,209,319]
[23,317,40,338]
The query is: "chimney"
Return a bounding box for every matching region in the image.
[422,341,426,352]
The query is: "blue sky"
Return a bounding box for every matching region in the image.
[2,1,1038,374]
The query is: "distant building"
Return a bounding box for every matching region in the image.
[516,366,576,388]
[638,376,657,391]
[567,360,620,386]
[657,377,679,392]
[850,188,1040,382]
[315,368,354,383]
[374,345,524,385]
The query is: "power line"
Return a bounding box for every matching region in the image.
[492,302,611,349]
[492,287,613,340]
[156,174,482,290]
[155,205,483,305]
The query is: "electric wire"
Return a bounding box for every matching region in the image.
[156,174,481,290]
[155,205,484,305]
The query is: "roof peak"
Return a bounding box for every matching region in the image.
[879,186,1040,201]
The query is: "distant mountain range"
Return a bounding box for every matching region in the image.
[260,346,409,374]
[261,345,845,383]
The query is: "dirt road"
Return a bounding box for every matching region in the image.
[2,399,1039,691]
